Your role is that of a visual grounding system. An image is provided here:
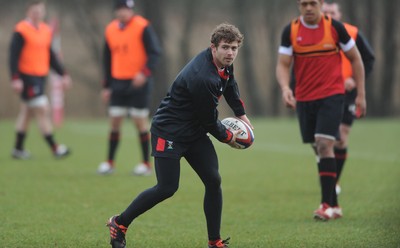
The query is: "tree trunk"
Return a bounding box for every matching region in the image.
[141,0,169,111]
[267,0,284,116]
[364,0,377,115]
[233,0,265,116]
[180,1,199,65]
[378,0,398,116]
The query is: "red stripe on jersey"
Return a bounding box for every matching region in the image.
[218,69,229,80]
[222,129,233,143]
[156,137,165,152]
[239,99,245,108]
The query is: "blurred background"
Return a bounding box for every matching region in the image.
[0,0,399,120]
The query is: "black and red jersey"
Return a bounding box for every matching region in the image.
[279,15,354,101]
[151,48,245,143]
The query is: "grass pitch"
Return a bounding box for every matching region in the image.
[0,118,399,248]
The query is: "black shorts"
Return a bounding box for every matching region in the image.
[20,74,46,101]
[296,94,344,143]
[151,133,213,160]
[341,89,357,126]
[109,78,152,109]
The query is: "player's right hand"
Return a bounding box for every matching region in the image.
[282,87,296,109]
[11,79,23,94]
[344,77,356,91]
[132,72,147,88]
[62,75,72,90]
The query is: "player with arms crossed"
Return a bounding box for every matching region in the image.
[106,23,253,248]
[276,0,366,220]
[322,0,375,196]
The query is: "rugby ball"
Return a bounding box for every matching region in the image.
[221,117,254,149]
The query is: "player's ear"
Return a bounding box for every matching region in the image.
[210,43,217,52]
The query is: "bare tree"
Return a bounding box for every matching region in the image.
[141,0,169,111]
[266,0,285,116]
[59,0,105,89]
[233,0,265,116]
[378,0,398,116]
[180,1,200,64]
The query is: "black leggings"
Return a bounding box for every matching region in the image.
[118,136,223,240]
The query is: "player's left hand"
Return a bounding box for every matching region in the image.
[132,72,147,88]
[228,130,241,149]
[355,94,367,118]
[101,89,111,104]
[237,114,254,130]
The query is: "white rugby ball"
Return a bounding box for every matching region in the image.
[221,117,254,149]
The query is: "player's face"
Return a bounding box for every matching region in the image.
[27,3,46,22]
[211,40,239,68]
[322,3,342,21]
[298,0,322,25]
[115,7,134,23]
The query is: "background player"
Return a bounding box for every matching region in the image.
[322,0,375,195]
[9,0,71,159]
[97,0,162,176]
[276,0,366,220]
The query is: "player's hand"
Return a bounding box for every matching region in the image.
[237,114,254,130]
[344,77,356,91]
[132,72,147,88]
[282,87,296,109]
[11,79,23,94]
[355,94,367,118]
[228,130,241,149]
[101,88,111,103]
[61,75,72,90]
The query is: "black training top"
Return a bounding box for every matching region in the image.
[151,48,245,143]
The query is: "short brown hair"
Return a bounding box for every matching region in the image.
[26,0,44,9]
[211,23,244,47]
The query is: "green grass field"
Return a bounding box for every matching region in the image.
[0,118,399,248]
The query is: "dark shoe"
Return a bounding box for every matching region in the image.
[107,215,127,248]
[208,237,230,248]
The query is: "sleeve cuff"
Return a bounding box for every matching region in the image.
[222,129,233,143]
[102,79,110,89]
[142,66,152,77]
[12,73,20,80]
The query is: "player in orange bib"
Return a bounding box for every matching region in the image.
[97,0,162,176]
[9,1,71,159]
[322,1,375,197]
[276,0,366,221]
